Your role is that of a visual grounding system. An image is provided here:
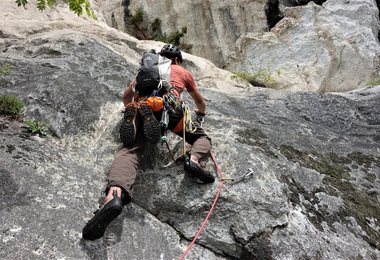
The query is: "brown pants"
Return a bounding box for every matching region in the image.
[107,109,211,204]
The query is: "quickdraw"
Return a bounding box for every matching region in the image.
[222,168,254,184]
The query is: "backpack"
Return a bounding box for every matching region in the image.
[134,51,172,97]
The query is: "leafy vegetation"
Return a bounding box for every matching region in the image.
[0,64,12,76]
[233,68,280,88]
[0,95,25,118]
[0,95,49,136]
[25,119,49,136]
[126,8,193,53]
[126,8,147,39]
[150,18,162,40]
[367,78,380,87]
[15,0,96,18]
[157,27,193,53]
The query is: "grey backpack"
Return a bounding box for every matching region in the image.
[135,51,171,96]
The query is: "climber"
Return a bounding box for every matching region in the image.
[82,44,215,240]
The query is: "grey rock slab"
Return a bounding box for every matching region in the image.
[0,33,136,137]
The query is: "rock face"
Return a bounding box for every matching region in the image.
[1,0,380,259]
[98,0,380,92]
[229,0,380,92]
[96,0,268,68]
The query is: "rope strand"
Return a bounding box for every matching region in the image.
[179,152,224,260]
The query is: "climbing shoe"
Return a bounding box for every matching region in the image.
[120,103,137,147]
[139,102,161,144]
[82,191,123,240]
[184,157,215,184]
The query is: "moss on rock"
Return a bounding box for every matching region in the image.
[279,145,380,249]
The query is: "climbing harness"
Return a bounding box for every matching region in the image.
[179,151,224,260]
[159,93,188,168]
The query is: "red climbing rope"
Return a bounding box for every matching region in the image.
[179,152,225,260]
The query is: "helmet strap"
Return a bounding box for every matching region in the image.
[173,57,181,65]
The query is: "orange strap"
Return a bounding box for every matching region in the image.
[172,116,184,134]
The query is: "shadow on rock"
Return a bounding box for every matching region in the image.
[0,169,31,212]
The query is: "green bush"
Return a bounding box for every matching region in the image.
[25,119,48,136]
[367,79,380,87]
[126,7,148,39]
[233,68,279,88]
[162,27,193,53]
[178,42,193,53]
[126,8,193,53]
[0,95,25,117]
[129,7,144,26]
[151,18,162,35]
[0,64,12,76]
[15,0,96,18]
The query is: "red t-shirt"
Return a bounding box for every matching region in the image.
[170,64,197,97]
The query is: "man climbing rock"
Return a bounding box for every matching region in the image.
[82,44,215,240]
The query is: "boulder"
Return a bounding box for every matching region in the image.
[228,0,380,91]
[99,0,380,92]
